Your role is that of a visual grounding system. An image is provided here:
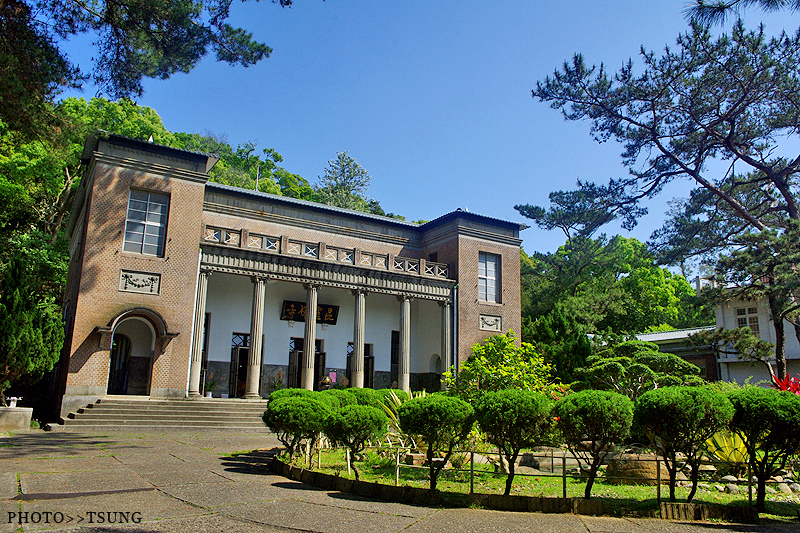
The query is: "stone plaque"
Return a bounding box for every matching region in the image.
[119,270,161,295]
[479,314,502,332]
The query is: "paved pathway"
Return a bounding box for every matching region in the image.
[1,429,798,533]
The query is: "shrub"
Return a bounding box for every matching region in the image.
[267,387,315,405]
[324,404,387,480]
[635,386,733,502]
[728,387,800,511]
[347,387,382,408]
[262,395,331,463]
[475,389,552,495]
[553,390,633,499]
[398,393,474,491]
[443,332,567,403]
[319,388,357,409]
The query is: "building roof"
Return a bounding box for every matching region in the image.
[420,208,529,232]
[636,326,717,343]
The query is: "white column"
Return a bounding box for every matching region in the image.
[188,270,211,398]
[351,289,366,388]
[245,276,266,399]
[398,295,412,394]
[301,283,319,390]
[440,300,452,374]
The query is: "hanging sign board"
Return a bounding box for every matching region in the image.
[280,300,339,325]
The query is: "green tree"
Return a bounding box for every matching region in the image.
[443,332,566,403]
[398,394,474,491]
[689,0,800,24]
[0,250,64,405]
[553,390,633,499]
[634,387,734,502]
[727,387,800,511]
[522,305,593,384]
[315,152,376,212]
[521,236,710,336]
[577,340,704,401]
[475,390,553,496]
[324,404,387,480]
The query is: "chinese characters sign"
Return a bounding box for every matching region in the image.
[280,300,339,325]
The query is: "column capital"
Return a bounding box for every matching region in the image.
[396,294,413,302]
[351,288,369,296]
[438,300,452,308]
[303,282,322,291]
[250,274,269,283]
[199,268,214,277]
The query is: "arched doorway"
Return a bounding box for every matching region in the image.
[106,317,155,395]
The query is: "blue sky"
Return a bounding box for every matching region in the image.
[58,1,799,255]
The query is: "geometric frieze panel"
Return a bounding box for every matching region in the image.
[119,270,161,295]
[479,314,502,332]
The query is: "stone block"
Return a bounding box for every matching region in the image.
[0,407,32,431]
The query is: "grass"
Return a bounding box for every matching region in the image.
[283,448,800,522]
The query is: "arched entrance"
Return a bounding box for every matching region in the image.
[107,318,155,395]
[98,308,176,396]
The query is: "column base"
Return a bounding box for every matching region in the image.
[244,393,263,400]
[187,392,203,399]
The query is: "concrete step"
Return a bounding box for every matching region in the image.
[56,397,272,432]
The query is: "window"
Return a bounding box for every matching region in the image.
[478,252,500,303]
[736,306,760,336]
[123,190,169,256]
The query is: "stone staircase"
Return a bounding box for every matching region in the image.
[56,397,270,432]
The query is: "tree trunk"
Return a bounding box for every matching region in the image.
[584,454,603,499]
[687,461,700,502]
[769,294,788,380]
[504,450,520,496]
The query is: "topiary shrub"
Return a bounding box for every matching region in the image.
[262,395,332,464]
[266,387,316,405]
[347,387,382,408]
[475,389,552,495]
[553,390,633,499]
[319,388,357,409]
[634,386,733,502]
[324,404,387,480]
[728,387,800,511]
[398,393,474,491]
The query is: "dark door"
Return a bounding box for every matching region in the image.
[390,331,399,387]
[108,334,132,394]
[229,346,249,398]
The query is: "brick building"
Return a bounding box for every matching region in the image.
[57,134,524,416]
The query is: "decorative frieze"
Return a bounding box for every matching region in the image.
[119,270,161,295]
[479,314,502,332]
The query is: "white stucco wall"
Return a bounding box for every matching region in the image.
[204,272,441,374]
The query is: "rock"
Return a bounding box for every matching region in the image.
[697,483,710,490]
[606,455,671,485]
[725,484,739,495]
[790,483,800,493]
[773,475,784,483]
[714,484,725,492]
[720,475,739,483]
[519,453,540,468]
[778,483,793,494]
[404,453,425,466]
[751,476,759,483]
[766,486,777,494]
[698,464,717,478]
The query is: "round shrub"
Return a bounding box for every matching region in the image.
[267,387,315,405]
[553,390,633,499]
[398,393,474,491]
[324,404,387,480]
[635,386,733,502]
[262,395,332,461]
[347,387,382,407]
[475,389,552,495]
[727,387,800,511]
[319,388,357,409]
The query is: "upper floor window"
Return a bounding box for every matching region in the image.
[736,306,760,336]
[478,252,500,303]
[123,190,169,257]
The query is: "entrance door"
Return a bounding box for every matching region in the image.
[288,338,325,389]
[229,346,249,398]
[108,334,132,394]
